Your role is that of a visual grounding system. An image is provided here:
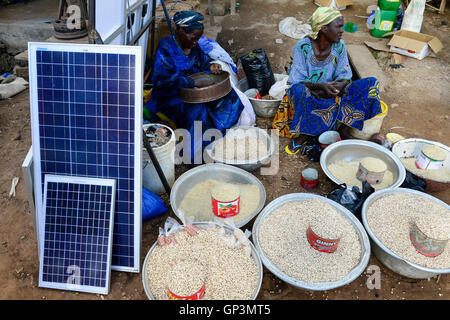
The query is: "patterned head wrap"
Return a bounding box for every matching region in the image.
[307,7,343,40]
[173,11,204,31]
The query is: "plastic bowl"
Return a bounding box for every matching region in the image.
[170,163,266,228]
[252,193,371,291]
[142,221,264,300]
[204,126,275,172]
[362,187,450,279]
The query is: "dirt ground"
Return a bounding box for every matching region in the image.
[0,0,449,301]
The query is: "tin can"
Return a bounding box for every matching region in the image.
[409,222,448,258]
[300,168,319,189]
[415,149,444,170]
[318,131,341,149]
[211,196,240,218]
[168,282,206,300]
[307,226,341,253]
[356,162,385,185]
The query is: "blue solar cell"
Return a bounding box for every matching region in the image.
[31,45,141,272]
[39,176,115,293]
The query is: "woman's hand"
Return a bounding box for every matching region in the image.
[209,63,222,74]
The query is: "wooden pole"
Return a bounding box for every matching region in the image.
[208,0,214,26]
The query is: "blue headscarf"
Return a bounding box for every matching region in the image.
[173,11,204,31]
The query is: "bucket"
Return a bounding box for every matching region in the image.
[350,101,388,140]
[378,0,402,11]
[142,123,176,195]
[370,7,397,38]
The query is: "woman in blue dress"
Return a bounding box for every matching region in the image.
[272,7,382,154]
[146,11,244,162]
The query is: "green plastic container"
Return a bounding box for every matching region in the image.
[370,7,397,38]
[378,0,402,11]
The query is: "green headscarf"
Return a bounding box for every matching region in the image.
[307,7,343,40]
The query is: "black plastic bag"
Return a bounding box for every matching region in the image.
[240,49,275,96]
[400,171,427,192]
[301,136,322,162]
[327,182,375,221]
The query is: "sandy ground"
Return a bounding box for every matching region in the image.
[0,0,449,301]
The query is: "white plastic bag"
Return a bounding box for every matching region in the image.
[278,17,312,40]
[401,0,426,33]
[0,77,28,100]
[268,75,290,100]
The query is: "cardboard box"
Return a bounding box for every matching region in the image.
[388,30,443,60]
[314,0,353,10]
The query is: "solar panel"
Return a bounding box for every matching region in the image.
[28,42,143,272]
[39,175,116,294]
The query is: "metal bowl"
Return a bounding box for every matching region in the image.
[362,187,450,279]
[180,72,231,103]
[204,126,276,172]
[252,193,371,291]
[236,73,286,118]
[142,221,264,300]
[320,139,406,189]
[391,138,450,191]
[170,163,266,228]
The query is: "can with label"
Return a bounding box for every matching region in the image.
[167,259,206,300]
[415,145,445,170]
[211,183,241,218]
[306,226,341,253]
[409,222,448,258]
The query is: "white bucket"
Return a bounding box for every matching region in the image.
[142,123,176,195]
[350,101,388,140]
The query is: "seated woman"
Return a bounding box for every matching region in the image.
[146,11,244,161]
[272,7,382,154]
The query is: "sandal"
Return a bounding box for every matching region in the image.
[285,140,304,155]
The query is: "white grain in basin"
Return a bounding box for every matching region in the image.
[258,199,362,283]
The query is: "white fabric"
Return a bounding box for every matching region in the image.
[211,60,256,127]
[278,17,313,40]
[0,77,28,100]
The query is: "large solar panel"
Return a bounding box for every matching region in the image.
[28,42,143,272]
[39,175,116,294]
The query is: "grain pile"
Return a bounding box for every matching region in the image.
[258,199,362,283]
[366,193,450,269]
[167,259,205,297]
[145,226,259,300]
[400,157,450,182]
[212,130,269,162]
[328,159,394,190]
[179,179,261,223]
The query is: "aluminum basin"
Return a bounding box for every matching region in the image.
[142,221,264,300]
[252,193,371,291]
[362,187,450,279]
[320,139,406,189]
[170,163,266,228]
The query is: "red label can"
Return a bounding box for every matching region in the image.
[307,226,341,253]
[211,196,240,218]
[168,283,206,300]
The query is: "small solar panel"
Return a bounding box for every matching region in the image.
[39,175,116,294]
[28,42,143,272]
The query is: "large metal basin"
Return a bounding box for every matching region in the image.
[142,221,264,300]
[236,73,286,118]
[252,193,371,291]
[361,187,450,279]
[391,138,450,191]
[180,72,231,103]
[170,163,266,228]
[320,139,406,189]
[204,126,276,172]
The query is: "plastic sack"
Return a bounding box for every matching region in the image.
[278,17,312,39]
[400,171,427,192]
[301,137,323,162]
[327,182,375,221]
[269,75,290,100]
[142,188,168,222]
[213,217,252,257]
[401,0,425,33]
[240,49,276,96]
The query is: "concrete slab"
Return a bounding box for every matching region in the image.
[0,0,57,53]
[347,44,389,93]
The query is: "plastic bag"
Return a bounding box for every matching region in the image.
[269,75,290,100]
[240,49,276,96]
[142,188,168,222]
[301,137,323,162]
[327,182,375,221]
[401,0,425,33]
[278,17,312,39]
[213,217,252,257]
[400,171,427,192]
